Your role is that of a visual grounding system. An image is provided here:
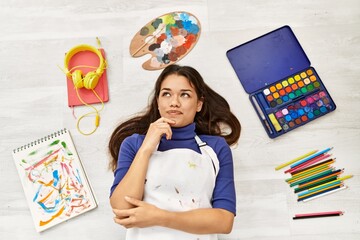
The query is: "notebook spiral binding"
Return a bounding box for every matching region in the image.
[13,128,68,153]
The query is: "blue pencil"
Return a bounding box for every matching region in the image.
[297,185,341,202]
[290,147,333,168]
[298,180,341,197]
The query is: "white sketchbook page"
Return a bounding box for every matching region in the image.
[12,129,97,232]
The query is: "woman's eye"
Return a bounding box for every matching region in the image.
[162,92,171,97]
[181,93,190,97]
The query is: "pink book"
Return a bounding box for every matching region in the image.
[65,48,109,107]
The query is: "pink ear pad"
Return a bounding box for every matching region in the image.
[129,11,201,70]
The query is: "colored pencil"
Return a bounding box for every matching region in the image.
[297,169,343,188]
[294,176,338,193]
[286,165,332,183]
[286,154,332,174]
[275,149,318,170]
[293,214,341,219]
[298,181,342,197]
[298,183,342,199]
[278,147,351,205]
[307,175,353,191]
[290,147,333,168]
[302,186,348,202]
[298,185,342,201]
[285,154,332,174]
[290,159,335,175]
[287,168,333,185]
[293,211,343,220]
[289,169,335,187]
[290,163,331,178]
[295,211,343,217]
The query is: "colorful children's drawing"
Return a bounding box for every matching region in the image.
[12,129,97,232]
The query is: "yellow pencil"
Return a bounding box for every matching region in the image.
[308,175,353,191]
[287,166,332,183]
[298,170,343,188]
[298,183,343,199]
[275,149,318,171]
[291,159,335,177]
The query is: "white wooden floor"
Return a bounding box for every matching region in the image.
[1,0,359,239]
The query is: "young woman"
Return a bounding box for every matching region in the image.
[109,64,241,240]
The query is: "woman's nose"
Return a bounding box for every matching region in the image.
[170,95,180,107]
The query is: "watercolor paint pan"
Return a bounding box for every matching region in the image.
[250,67,336,135]
[226,25,336,138]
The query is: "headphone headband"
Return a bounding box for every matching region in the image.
[64,44,106,77]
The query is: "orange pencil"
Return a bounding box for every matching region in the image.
[298,169,343,188]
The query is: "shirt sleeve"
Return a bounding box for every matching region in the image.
[210,137,236,215]
[109,134,141,196]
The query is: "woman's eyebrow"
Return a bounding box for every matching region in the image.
[160,88,193,92]
[160,87,171,91]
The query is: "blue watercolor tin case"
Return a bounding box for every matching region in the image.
[226,25,336,138]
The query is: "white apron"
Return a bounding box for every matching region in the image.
[126,136,220,240]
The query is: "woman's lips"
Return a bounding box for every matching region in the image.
[167,110,182,115]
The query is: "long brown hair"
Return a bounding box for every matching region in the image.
[109,64,241,171]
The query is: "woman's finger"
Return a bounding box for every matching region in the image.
[150,119,174,139]
[113,208,132,218]
[124,196,144,207]
[156,117,176,125]
[113,215,133,228]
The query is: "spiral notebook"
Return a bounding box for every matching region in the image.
[12,129,97,232]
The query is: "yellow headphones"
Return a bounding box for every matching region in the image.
[64,44,106,90]
[61,39,107,136]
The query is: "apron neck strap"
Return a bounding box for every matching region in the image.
[194,135,219,175]
[194,135,207,147]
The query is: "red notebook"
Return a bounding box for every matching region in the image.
[65,49,109,107]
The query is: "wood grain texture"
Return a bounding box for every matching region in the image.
[0,0,359,239]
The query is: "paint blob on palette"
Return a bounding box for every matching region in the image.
[251,67,336,137]
[130,11,201,70]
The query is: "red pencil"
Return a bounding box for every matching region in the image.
[295,211,343,217]
[293,211,343,220]
[285,154,331,174]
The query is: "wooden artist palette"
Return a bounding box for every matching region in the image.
[130,11,201,70]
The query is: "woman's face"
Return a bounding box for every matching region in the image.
[157,74,203,128]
